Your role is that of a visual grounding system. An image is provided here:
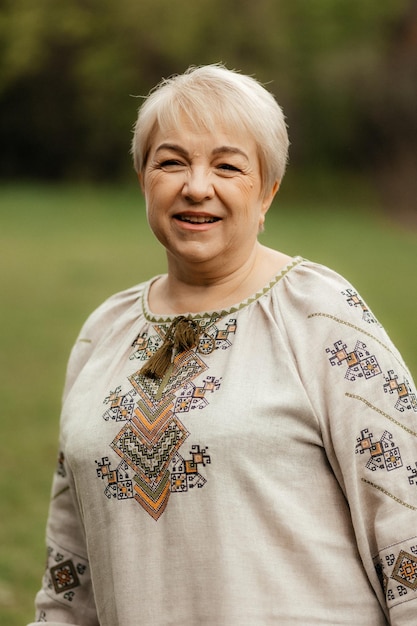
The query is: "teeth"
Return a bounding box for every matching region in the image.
[177,215,218,223]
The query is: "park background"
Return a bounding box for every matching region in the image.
[1,1,416,623]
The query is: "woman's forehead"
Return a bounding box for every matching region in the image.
[153,109,254,145]
[158,103,248,135]
[149,119,258,159]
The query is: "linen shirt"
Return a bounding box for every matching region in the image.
[29,257,417,625]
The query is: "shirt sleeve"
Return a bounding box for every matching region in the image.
[28,452,99,625]
[282,261,417,626]
[28,337,100,625]
[28,284,144,625]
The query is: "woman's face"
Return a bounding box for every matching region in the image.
[140,116,278,277]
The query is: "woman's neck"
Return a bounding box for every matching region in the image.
[148,244,292,315]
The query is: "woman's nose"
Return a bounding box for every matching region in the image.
[182,167,214,202]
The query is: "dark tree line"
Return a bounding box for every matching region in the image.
[0,0,415,213]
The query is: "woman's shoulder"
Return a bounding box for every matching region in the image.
[80,281,148,337]
[276,257,382,326]
[286,257,355,291]
[62,279,153,399]
[282,257,363,298]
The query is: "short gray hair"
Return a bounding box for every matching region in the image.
[131,64,289,193]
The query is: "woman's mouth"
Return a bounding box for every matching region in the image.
[175,214,220,224]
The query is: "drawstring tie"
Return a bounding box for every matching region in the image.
[140,316,201,380]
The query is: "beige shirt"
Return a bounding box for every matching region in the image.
[29,257,417,625]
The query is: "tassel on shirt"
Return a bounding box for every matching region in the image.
[140,316,200,380]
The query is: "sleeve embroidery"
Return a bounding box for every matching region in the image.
[374,538,417,609]
[43,538,91,609]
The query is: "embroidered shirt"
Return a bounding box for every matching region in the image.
[29,257,417,626]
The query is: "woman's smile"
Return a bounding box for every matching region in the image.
[175,212,220,224]
[141,118,277,276]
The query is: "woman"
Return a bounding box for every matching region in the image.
[30,65,417,625]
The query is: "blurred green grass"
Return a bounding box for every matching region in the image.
[1,181,416,625]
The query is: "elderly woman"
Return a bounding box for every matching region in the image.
[30,65,417,626]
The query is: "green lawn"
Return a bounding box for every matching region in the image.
[1,181,416,625]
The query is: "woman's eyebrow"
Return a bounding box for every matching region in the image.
[154,143,249,160]
[212,146,249,159]
[155,143,188,156]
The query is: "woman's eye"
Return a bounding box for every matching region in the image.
[217,163,241,172]
[160,159,183,168]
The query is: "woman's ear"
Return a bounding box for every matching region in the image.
[262,180,280,214]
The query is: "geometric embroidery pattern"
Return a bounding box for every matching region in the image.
[130,330,164,362]
[392,550,417,590]
[174,376,222,413]
[171,445,211,492]
[327,339,382,382]
[383,370,417,413]
[355,428,403,472]
[130,317,237,361]
[95,457,134,500]
[96,317,236,520]
[43,539,89,607]
[56,451,66,477]
[407,462,417,487]
[342,288,380,325]
[374,537,417,608]
[111,419,188,480]
[50,560,80,595]
[103,387,138,421]
[197,318,237,354]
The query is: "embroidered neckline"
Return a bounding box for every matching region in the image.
[141,256,303,323]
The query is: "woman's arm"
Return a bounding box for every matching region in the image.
[282,261,417,625]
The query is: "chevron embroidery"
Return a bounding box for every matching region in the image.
[96,317,235,520]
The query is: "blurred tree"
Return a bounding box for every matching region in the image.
[0,0,414,205]
[358,0,417,220]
